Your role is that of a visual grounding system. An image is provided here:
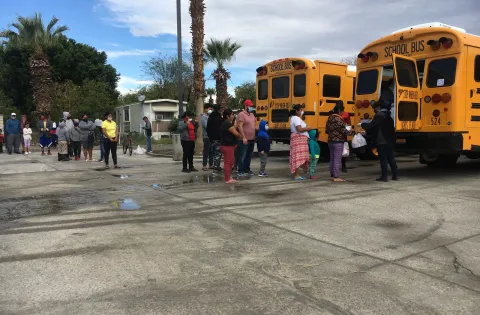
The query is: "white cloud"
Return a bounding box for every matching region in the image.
[117,75,154,94]
[102,49,156,59]
[101,0,479,71]
[106,43,120,47]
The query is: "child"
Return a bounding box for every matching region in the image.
[23,123,32,155]
[69,119,83,161]
[256,120,271,177]
[0,129,4,153]
[308,130,321,180]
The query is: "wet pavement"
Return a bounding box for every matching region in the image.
[0,150,479,314]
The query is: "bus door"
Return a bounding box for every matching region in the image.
[466,47,480,129]
[317,62,346,141]
[392,54,422,131]
[269,74,292,130]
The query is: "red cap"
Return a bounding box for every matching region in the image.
[243,99,254,107]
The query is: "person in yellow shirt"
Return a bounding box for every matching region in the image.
[101,112,119,169]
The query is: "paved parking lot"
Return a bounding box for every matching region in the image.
[0,151,479,314]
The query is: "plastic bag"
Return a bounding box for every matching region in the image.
[133,145,146,155]
[352,134,367,149]
[342,142,350,158]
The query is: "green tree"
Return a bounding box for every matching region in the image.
[234,81,255,105]
[205,87,216,105]
[204,38,241,111]
[0,13,69,114]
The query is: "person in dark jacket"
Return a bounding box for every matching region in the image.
[256,120,270,177]
[206,105,223,172]
[361,101,398,182]
[5,113,21,154]
[178,112,199,173]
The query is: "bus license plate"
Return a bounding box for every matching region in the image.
[396,139,406,144]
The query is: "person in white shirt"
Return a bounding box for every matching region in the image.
[23,123,33,155]
[289,104,311,180]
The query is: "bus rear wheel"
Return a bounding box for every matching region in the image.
[419,153,459,167]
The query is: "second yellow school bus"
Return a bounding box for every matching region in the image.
[355,22,480,165]
[255,58,356,156]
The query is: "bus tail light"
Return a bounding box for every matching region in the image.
[357,53,369,63]
[442,93,451,103]
[256,66,267,76]
[292,60,306,70]
[362,100,370,108]
[439,37,453,49]
[366,52,378,61]
[432,94,442,104]
[427,40,440,51]
[356,100,363,108]
[424,96,432,103]
[433,109,440,117]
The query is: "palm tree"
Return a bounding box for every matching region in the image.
[204,38,241,111]
[205,87,216,105]
[0,13,68,114]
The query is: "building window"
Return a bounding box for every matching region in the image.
[155,112,174,120]
[323,75,341,98]
[123,109,130,122]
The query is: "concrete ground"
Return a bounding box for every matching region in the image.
[0,149,479,315]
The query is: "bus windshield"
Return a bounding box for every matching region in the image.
[356,69,378,95]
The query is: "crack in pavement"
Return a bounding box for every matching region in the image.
[453,256,478,277]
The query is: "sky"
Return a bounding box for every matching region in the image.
[1,0,479,96]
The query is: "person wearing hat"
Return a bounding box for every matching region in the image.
[236,99,257,176]
[361,100,398,182]
[37,114,53,155]
[5,113,21,155]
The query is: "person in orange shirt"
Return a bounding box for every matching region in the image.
[338,101,351,173]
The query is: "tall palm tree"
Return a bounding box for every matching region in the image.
[205,87,216,105]
[204,38,241,111]
[189,0,206,152]
[0,13,68,114]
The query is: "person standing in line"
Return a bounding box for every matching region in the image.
[289,105,311,180]
[79,114,96,161]
[37,115,53,155]
[65,113,74,157]
[5,113,21,155]
[142,116,153,153]
[0,129,4,153]
[256,120,270,177]
[338,101,351,173]
[201,104,214,171]
[220,109,243,184]
[361,101,398,182]
[178,112,199,173]
[326,103,351,182]
[19,115,28,154]
[69,119,83,160]
[102,112,120,169]
[308,129,321,180]
[237,99,257,177]
[207,105,223,172]
[56,119,70,161]
[23,123,33,155]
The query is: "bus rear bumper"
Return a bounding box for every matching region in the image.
[395,132,463,154]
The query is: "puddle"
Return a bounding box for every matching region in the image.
[112,174,134,179]
[182,175,216,184]
[117,199,141,211]
[120,185,137,191]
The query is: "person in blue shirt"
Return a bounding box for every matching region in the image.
[256,120,271,177]
[5,113,21,154]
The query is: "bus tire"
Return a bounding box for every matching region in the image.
[419,153,459,167]
[465,152,480,159]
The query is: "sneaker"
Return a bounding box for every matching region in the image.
[189,168,199,172]
[105,165,110,169]
[258,172,268,177]
[214,166,223,171]
[47,151,52,155]
[310,175,318,180]
[392,176,399,181]
[225,178,237,184]
[237,172,246,177]
[376,177,388,182]
[182,168,190,173]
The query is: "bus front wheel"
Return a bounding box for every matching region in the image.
[419,153,459,167]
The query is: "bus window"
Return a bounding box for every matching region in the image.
[294,74,306,97]
[356,70,378,95]
[323,75,341,98]
[426,57,457,88]
[272,76,289,99]
[396,58,418,88]
[258,79,268,100]
[474,56,480,82]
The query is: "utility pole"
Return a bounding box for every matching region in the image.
[176,0,184,117]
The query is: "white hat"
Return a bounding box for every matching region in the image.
[11,113,16,116]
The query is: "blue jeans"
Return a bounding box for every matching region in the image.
[237,140,255,173]
[147,136,152,152]
[100,140,105,160]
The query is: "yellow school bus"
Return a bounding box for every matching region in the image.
[255,58,356,156]
[355,22,480,165]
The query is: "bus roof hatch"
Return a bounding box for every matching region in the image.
[391,22,466,34]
